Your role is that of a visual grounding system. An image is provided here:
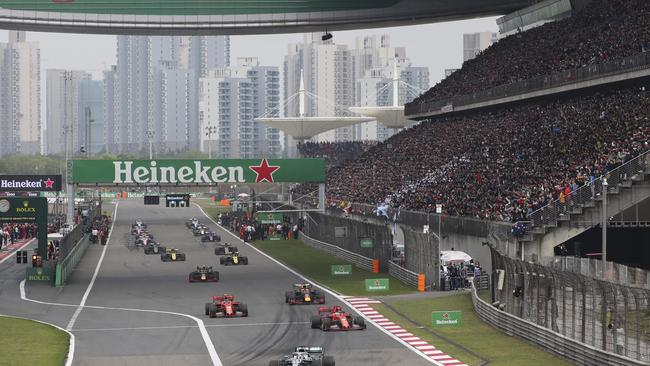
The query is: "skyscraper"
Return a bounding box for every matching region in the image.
[104,35,229,154]
[45,69,91,156]
[0,31,40,156]
[463,32,497,62]
[284,33,355,146]
[77,80,105,155]
[199,57,280,159]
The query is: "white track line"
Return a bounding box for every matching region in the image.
[196,204,441,366]
[66,201,119,331]
[73,321,311,332]
[20,200,223,366]
[0,313,75,366]
[0,238,36,264]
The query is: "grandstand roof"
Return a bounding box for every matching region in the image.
[349,106,415,129]
[0,0,530,35]
[255,116,375,140]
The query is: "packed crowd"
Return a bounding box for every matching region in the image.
[0,223,38,251]
[298,141,376,167]
[441,260,482,291]
[87,214,111,246]
[325,85,649,221]
[408,0,650,107]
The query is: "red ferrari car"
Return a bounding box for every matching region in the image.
[310,306,366,331]
[205,294,248,318]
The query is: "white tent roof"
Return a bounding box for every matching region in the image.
[349,106,414,129]
[255,116,375,140]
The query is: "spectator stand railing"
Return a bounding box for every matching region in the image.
[540,256,650,290]
[407,52,650,116]
[300,232,374,272]
[527,150,650,229]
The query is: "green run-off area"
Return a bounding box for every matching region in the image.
[0,0,399,16]
[0,316,69,366]
[251,239,416,296]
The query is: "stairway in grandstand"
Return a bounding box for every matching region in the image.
[520,151,650,259]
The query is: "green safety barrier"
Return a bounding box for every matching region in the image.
[55,235,91,287]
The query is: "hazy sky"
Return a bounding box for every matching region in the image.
[0,16,498,83]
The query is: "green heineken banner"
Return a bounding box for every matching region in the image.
[365,278,390,291]
[331,264,352,276]
[259,212,283,224]
[431,311,462,327]
[359,238,374,248]
[70,159,325,185]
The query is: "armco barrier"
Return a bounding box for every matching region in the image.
[300,233,374,272]
[471,284,646,366]
[55,235,91,287]
[388,261,419,288]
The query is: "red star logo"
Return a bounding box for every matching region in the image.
[249,159,280,183]
[44,178,54,189]
[443,313,449,319]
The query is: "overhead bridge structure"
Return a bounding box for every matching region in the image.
[0,0,531,35]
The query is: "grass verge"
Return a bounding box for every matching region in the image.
[251,239,416,296]
[0,316,69,366]
[377,293,574,366]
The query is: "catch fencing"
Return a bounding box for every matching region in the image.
[491,248,649,364]
[401,226,439,290]
[540,256,650,290]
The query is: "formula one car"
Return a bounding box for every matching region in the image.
[285,284,325,305]
[186,218,199,229]
[201,232,221,242]
[269,347,335,366]
[143,243,166,255]
[214,243,238,255]
[135,234,155,246]
[189,266,219,282]
[310,306,366,331]
[193,225,209,236]
[161,248,186,262]
[205,294,248,318]
[219,251,248,265]
[132,219,147,229]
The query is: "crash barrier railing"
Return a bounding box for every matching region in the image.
[490,248,650,364]
[471,282,647,366]
[406,52,650,116]
[388,261,419,288]
[300,233,374,272]
[540,256,650,290]
[55,234,90,287]
[58,205,101,260]
[527,150,650,229]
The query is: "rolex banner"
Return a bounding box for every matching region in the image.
[70,159,325,185]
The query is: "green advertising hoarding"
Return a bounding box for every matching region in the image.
[360,238,374,248]
[331,264,352,276]
[70,159,325,185]
[26,267,53,282]
[259,212,283,224]
[431,311,462,327]
[365,278,390,291]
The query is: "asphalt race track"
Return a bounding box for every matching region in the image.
[0,198,434,366]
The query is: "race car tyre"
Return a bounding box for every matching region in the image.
[239,303,248,317]
[240,257,249,265]
[354,316,366,329]
[285,291,293,303]
[179,254,186,261]
[322,355,335,366]
[161,255,168,262]
[189,275,195,283]
[208,304,217,318]
[219,257,227,265]
[268,361,282,366]
[205,303,212,315]
[321,317,331,331]
[311,315,322,329]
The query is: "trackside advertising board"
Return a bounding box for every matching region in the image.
[431,311,462,327]
[70,159,325,185]
[0,175,61,192]
[365,278,390,291]
[331,265,352,275]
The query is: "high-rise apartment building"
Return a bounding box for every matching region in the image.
[199,57,280,158]
[284,33,355,146]
[0,31,40,156]
[463,32,497,61]
[104,35,229,154]
[77,80,105,155]
[45,69,91,156]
